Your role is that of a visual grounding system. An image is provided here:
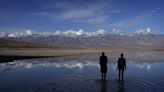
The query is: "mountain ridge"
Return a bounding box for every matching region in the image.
[0,28,163,49]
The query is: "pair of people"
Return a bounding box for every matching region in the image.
[99,52,126,80]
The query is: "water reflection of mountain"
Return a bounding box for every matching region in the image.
[128,62,152,70]
[0,59,154,70]
[0,61,154,73]
[0,51,164,72]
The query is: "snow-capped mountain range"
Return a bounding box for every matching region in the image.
[0,28,156,38]
[0,28,163,49]
[0,29,106,38]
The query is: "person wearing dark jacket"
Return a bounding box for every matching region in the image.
[118,53,126,80]
[99,52,108,80]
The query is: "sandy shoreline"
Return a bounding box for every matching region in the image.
[0,47,163,62]
[0,48,123,62]
[0,48,123,56]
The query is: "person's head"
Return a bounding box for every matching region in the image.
[121,53,124,57]
[102,52,105,56]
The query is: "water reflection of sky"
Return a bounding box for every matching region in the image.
[0,51,164,92]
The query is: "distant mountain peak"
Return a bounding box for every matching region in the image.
[52,29,107,37]
[2,29,33,38]
[0,28,159,38]
[132,28,154,36]
[0,28,163,49]
[112,28,125,36]
[0,29,107,38]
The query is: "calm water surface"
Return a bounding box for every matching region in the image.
[0,51,164,92]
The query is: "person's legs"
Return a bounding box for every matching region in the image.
[104,73,106,80]
[119,69,121,80]
[122,69,124,80]
[101,73,103,80]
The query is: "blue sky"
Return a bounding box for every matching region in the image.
[0,0,164,34]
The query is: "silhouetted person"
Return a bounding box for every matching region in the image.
[99,52,108,80]
[118,53,126,80]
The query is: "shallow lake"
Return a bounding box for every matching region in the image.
[0,51,164,92]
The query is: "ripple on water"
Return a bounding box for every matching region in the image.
[125,76,164,92]
[29,75,164,92]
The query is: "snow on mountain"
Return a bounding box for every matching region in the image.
[0,28,158,38]
[52,29,106,37]
[0,28,163,49]
[112,28,125,36]
[0,29,107,38]
[0,32,6,37]
[93,29,106,35]
[52,29,86,37]
[132,28,153,35]
[6,29,33,38]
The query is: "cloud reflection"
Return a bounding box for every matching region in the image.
[0,57,99,72]
[0,59,156,72]
[0,51,164,72]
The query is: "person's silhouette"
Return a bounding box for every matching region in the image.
[99,52,108,80]
[118,53,126,80]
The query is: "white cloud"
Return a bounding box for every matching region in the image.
[87,15,109,24]
[59,10,94,19]
[56,7,109,24]
[112,8,161,29]
[32,2,112,24]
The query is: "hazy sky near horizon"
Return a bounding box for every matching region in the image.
[0,0,164,34]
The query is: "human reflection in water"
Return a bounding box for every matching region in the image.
[101,80,107,92]
[118,80,125,92]
[118,53,126,80]
[99,52,108,80]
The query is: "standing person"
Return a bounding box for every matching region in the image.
[99,52,108,80]
[118,53,126,80]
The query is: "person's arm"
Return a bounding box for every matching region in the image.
[117,59,119,70]
[106,56,108,64]
[124,59,126,70]
[99,57,102,66]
